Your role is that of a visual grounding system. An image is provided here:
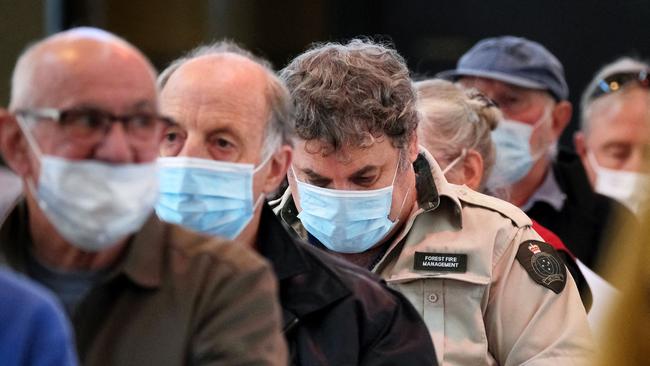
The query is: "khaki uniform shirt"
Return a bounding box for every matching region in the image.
[276,149,593,366]
[0,201,287,366]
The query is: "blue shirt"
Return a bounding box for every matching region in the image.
[0,269,78,366]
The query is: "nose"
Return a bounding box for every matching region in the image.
[93,122,135,163]
[177,133,211,159]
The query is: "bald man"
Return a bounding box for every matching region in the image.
[0,28,287,365]
[155,41,438,365]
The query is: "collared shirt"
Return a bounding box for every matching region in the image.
[0,200,287,366]
[276,149,593,366]
[521,167,567,212]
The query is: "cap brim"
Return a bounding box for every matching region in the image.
[436,68,547,91]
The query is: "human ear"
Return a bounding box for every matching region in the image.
[574,131,596,185]
[463,149,484,191]
[551,101,572,138]
[0,110,32,178]
[262,145,292,194]
[408,133,419,162]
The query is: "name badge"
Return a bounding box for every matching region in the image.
[414,252,468,273]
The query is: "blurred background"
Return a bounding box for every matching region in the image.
[0,0,648,149]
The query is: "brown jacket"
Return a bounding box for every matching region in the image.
[276,149,594,366]
[0,201,287,366]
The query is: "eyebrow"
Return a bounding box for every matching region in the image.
[301,165,379,181]
[303,168,330,182]
[66,100,156,112]
[350,165,379,178]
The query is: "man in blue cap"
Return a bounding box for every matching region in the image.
[439,36,631,276]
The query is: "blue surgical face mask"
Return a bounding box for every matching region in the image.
[293,159,408,253]
[155,156,269,239]
[486,106,552,189]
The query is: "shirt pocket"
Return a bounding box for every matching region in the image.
[388,274,491,366]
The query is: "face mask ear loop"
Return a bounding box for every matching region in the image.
[388,152,413,224]
[442,148,468,175]
[253,148,276,174]
[586,150,602,171]
[15,115,45,200]
[529,103,556,162]
[15,115,44,161]
[251,148,281,210]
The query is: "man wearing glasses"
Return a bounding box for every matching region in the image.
[575,58,650,216]
[0,28,287,365]
[439,36,632,276]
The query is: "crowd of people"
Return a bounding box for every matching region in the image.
[0,27,648,365]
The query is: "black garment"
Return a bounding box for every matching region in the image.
[526,150,634,278]
[257,203,438,366]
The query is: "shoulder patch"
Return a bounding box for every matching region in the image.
[453,185,532,228]
[516,240,567,294]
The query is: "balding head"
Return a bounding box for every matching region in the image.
[156,42,294,244]
[10,27,157,111]
[1,27,163,180]
[159,41,293,159]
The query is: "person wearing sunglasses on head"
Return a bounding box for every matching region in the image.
[0,27,287,365]
[575,58,650,217]
[438,36,634,278]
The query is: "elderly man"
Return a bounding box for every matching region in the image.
[276,39,593,365]
[575,57,650,215]
[154,41,438,365]
[439,35,632,274]
[0,28,286,365]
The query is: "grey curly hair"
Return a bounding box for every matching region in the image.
[279,39,418,158]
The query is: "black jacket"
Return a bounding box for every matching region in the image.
[257,204,438,366]
[526,150,634,278]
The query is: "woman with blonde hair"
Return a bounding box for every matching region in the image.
[415,78,590,306]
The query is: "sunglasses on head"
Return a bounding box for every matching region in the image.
[589,69,650,100]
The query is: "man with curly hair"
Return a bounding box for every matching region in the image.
[274,39,594,365]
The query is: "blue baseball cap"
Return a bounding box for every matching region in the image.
[437,36,569,100]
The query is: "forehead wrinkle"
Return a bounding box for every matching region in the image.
[161,54,270,135]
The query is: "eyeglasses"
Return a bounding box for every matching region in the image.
[589,70,650,100]
[15,107,175,146]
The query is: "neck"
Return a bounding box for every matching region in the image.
[331,243,389,270]
[26,194,127,271]
[510,157,551,207]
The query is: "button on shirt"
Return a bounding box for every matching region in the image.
[277,149,594,366]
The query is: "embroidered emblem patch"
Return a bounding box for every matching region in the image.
[516,240,566,294]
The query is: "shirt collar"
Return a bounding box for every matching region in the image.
[257,203,311,281]
[520,167,567,212]
[0,200,164,289]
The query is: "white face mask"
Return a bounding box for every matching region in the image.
[587,152,650,214]
[17,116,159,252]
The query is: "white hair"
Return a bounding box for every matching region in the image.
[580,57,650,134]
